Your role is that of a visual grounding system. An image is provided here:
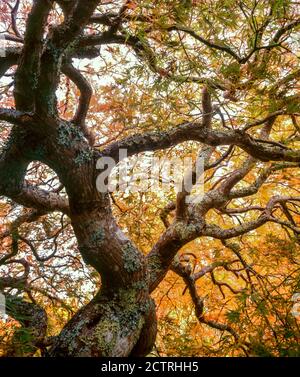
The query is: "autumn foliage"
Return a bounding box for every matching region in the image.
[0,0,299,357]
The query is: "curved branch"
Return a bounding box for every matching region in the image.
[171,260,241,345]
[0,259,30,289]
[272,19,300,43]
[36,0,101,115]
[0,128,69,214]
[166,24,241,62]
[102,121,300,163]
[204,196,300,240]
[12,182,69,214]
[14,0,53,111]
[62,64,92,127]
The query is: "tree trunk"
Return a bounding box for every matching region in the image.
[38,122,158,356]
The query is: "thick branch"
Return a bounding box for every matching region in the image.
[0,108,31,126]
[62,64,92,127]
[14,0,53,111]
[36,0,100,115]
[11,182,69,214]
[102,121,300,163]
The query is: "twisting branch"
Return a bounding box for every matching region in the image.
[35,0,101,115]
[102,120,300,163]
[272,19,300,44]
[204,196,300,240]
[206,145,234,169]
[229,162,298,199]
[19,235,59,263]
[62,63,94,145]
[0,139,69,214]
[62,64,92,128]
[193,260,238,281]
[14,0,53,111]
[171,260,243,347]
[3,34,23,43]
[10,182,70,215]
[11,0,22,39]
[165,24,241,62]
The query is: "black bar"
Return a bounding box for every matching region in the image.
[0,357,299,376]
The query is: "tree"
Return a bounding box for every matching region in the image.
[0,0,299,357]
